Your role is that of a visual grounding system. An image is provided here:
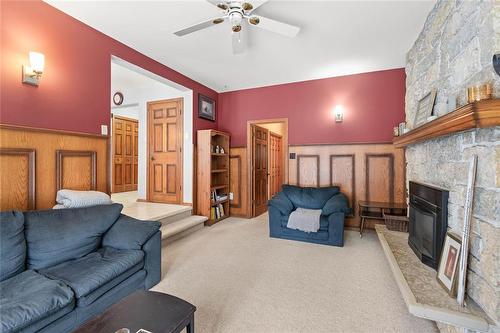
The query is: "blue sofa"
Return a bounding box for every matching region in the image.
[268,185,350,247]
[0,204,161,333]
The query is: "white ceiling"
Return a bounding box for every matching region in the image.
[45,0,435,92]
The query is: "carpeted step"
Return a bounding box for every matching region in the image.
[161,215,208,243]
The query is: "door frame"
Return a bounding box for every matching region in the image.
[146,98,184,204]
[110,114,139,194]
[246,118,289,218]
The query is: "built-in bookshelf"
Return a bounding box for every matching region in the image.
[196,129,230,226]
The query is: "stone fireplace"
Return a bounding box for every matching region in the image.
[404,1,499,331]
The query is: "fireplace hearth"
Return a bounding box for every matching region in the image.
[408,181,449,269]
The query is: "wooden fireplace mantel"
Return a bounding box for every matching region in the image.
[394,99,500,148]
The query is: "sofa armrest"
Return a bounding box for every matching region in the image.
[328,212,345,247]
[142,230,161,289]
[268,192,294,216]
[322,193,351,216]
[102,214,161,250]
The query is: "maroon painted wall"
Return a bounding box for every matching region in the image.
[0,0,218,136]
[218,69,406,146]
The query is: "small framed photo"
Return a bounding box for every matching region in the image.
[413,90,437,128]
[437,231,462,296]
[198,94,216,121]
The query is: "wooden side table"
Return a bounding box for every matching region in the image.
[358,201,407,237]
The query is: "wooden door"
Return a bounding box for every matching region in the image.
[269,132,283,198]
[148,99,183,204]
[133,121,139,190]
[252,125,269,216]
[112,116,138,193]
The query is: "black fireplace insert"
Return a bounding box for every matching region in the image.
[408,181,449,269]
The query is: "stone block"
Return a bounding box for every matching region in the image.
[467,270,499,323]
[450,37,481,85]
[472,188,499,225]
[474,221,499,288]
[475,128,500,144]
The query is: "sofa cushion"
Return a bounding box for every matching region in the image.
[267,192,294,216]
[39,247,144,301]
[0,211,26,282]
[24,204,123,270]
[282,185,340,209]
[0,270,74,333]
[102,215,161,250]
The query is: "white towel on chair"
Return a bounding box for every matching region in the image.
[287,208,322,233]
[53,189,112,209]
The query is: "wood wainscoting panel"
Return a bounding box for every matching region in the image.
[289,144,405,229]
[0,126,108,210]
[366,154,394,203]
[0,148,36,210]
[56,150,97,191]
[229,147,248,217]
[330,154,355,213]
[297,155,320,187]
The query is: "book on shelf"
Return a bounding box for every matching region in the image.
[210,203,225,220]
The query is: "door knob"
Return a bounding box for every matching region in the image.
[150,156,155,161]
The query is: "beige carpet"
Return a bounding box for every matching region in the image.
[152,214,438,333]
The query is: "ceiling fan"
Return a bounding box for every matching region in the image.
[173,0,300,54]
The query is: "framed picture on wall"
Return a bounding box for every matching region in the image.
[436,231,462,296]
[198,94,216,121]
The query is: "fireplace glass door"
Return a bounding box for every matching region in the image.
[409,203,437,260]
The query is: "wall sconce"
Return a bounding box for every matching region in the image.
[334,105,344,122]
[22,51,45,86]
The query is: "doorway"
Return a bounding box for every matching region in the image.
[147,98,183,204]
[112,115,138,193]
[110,56,194,205]
[247,118,288,217]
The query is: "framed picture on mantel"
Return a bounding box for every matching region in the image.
[413,90,437,128]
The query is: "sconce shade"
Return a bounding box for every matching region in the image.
[334,105,344,122]
[29,52,45,73]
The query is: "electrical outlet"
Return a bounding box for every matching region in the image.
[229,192,234,200]
[101,125,108,136]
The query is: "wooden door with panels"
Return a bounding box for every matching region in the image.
[251,125,269,217]
[147,98,183,204]
[112,116,138,193]
[269,132,283,198]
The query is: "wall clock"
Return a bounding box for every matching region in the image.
[113,92,124,106]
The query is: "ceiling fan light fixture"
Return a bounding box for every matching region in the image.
[249,16,260,25]
[242,2,253,11]
[232,24,242,32]
[217,3,228,10]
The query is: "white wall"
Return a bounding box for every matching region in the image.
[111,61,193,203]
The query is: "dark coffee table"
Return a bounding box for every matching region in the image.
[73,291,196,333]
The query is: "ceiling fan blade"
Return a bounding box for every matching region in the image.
[174,17,225,36]
[248,15,300,38]
[232,31,245,54]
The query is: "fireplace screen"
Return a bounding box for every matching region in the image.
[409,205,436,259]
[408,181,449,270]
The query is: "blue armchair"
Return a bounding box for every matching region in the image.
[268,185,350,247]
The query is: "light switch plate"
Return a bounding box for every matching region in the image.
[101,124,108,135]
[229,192,234,200]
